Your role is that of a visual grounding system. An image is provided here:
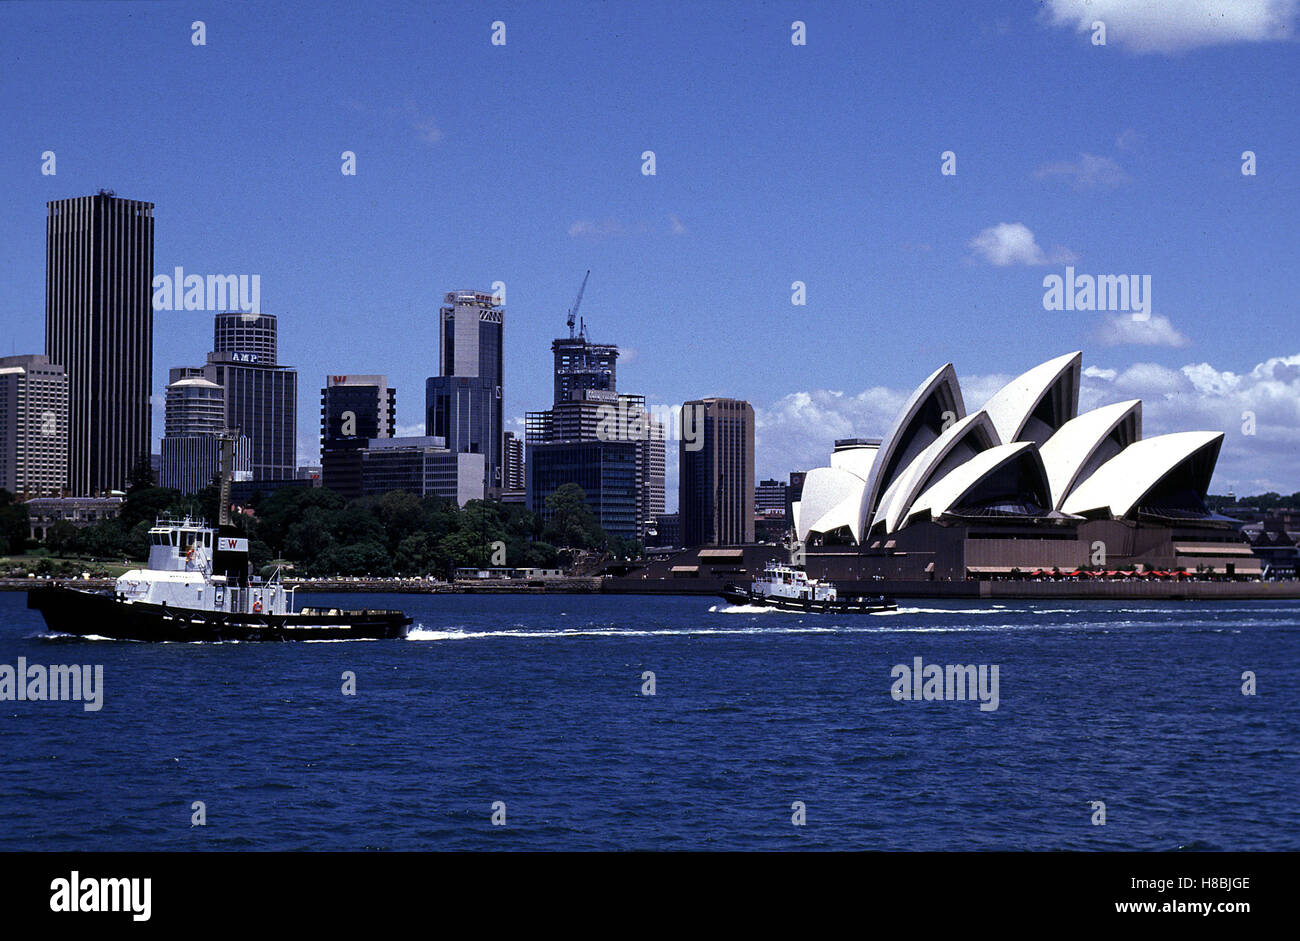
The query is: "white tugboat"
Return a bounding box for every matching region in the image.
[27,437,411,641]
[720,560,896,613]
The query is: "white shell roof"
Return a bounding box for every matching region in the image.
[829,444,877,481]
[871,410,1001,535]
[863,363,965,527]
[980,351,1081,445]
[904,442,1043,526]
[1060,431,1224,519]
[1037,399,1142,509]
[793,466,870,543]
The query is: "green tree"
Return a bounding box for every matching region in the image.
[44,519,80,555]
[542,484,605,549]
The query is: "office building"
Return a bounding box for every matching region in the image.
[756,478,788,516]
[46,191,154,494]
[679,398,755,547]
[527,439,639,541]
[425,291,504,495]
[204,313,297,480]
[0,355,68,499]
[360,436,484,506]
[503,431,525,492]
[320,374,396,499]
[158,371,250,493]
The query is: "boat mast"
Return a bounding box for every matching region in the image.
[217,430,235,528]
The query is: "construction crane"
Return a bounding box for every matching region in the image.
[567,269,590,339]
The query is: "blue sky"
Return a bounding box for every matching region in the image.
[2,0,1298,504]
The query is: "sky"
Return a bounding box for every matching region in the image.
[1,0,1298,508]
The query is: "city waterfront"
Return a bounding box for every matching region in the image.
[2,591,1296,851]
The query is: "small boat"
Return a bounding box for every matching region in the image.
[28,515,411,642]
[721,560,896,613]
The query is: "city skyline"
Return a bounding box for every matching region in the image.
[2,1,1298,504]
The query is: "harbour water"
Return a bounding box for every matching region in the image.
[2,591,1296,850]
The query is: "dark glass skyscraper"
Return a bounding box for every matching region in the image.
[679,398,755,547]
[320,374,396,499]
[45,191,155,495]
[425,291,503,495]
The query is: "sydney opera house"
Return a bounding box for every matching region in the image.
[789,352,1257,580]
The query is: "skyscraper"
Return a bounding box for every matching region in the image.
[46,191,154,495]
[679,398,755,547]
[204,313,297,480]
[425,291,504,495]
[526,326,663,543]
[0,355,68,499]
[158,370,250,494]
[503,431,525,492]
[320,374,396,499]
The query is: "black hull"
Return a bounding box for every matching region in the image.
[27,585,411,642]
[720,585,896,614]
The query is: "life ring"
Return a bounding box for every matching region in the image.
[252,600,262,613]
[186,546,195,562]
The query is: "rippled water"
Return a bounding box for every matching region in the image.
[1,591,1296,850]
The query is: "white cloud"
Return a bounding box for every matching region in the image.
[968,223,1077,266]
[1042,0,1299,53]
[568,218,628,239]
[1094,313,1191,348]
[1034,153,1129,189]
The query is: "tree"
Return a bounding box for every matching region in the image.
[0,489,30,555]
[543,484,605,549]
[45,520,80,555]
[126,455,156,493]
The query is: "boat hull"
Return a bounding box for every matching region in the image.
[27,585,411,642]
[720,585,896,614]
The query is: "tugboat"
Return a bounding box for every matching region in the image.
[720,560,896,614]
[27,436,411,641]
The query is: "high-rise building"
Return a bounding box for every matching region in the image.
[214,312,277,364]
[503,431,525,492]
[360,436,483,507]
[158,371,250,494]
[46,191,155,494]
[526,324,663,542]
[527,439,639,541]
[679,398,755,547]
[756,478,789,516]
[0,355,68,499]
[551,335,618,405]
[425,291,504,495]
[203,313,297,480]
[320,374,396,499]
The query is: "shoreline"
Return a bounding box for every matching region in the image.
[4,576,1299,601]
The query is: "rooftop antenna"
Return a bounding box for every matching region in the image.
[567,269,590,339]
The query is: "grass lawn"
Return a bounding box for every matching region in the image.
[0,555,132,578]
